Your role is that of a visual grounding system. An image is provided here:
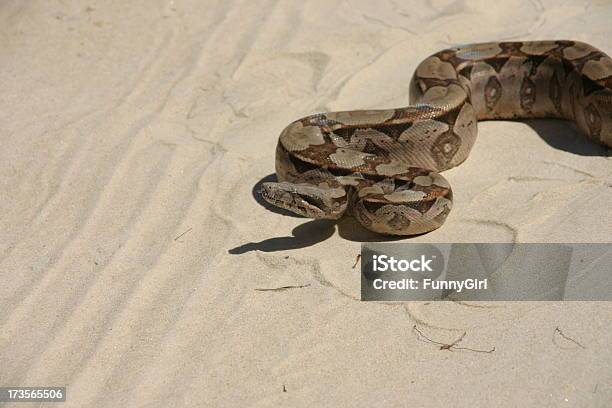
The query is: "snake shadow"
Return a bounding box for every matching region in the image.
[228,174,406,254]
[523,119,611,157]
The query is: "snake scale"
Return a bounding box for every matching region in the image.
[261,41,612,235]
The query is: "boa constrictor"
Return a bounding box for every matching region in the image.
[262,41,612,235]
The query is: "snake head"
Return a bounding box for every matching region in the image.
[260,181,347,219]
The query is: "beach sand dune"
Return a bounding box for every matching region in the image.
[1,1,611,406]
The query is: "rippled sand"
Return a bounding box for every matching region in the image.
[1,1,611,406]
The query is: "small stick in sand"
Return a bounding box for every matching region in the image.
[254,284,311,292]
[553,327,586,349]
[174,227,193,241]
[283,385,287,393]
[352,254,361,269]
[413,325,495,353]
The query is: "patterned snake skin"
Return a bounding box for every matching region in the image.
[261,41,612,235]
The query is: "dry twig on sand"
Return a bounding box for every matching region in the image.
[413,325,495,353]
[352,254,361,269]
[254,284,311,292]
[553,327,586,349]
[173,227,193,241]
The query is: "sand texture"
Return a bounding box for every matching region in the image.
[1,0,611,406]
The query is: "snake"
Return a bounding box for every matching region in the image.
[261,41,612,235]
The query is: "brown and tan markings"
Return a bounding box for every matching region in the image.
[261,41,612,235]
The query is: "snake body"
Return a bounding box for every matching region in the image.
[262,41,612,235]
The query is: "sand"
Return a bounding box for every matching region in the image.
[1,0,611,406]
